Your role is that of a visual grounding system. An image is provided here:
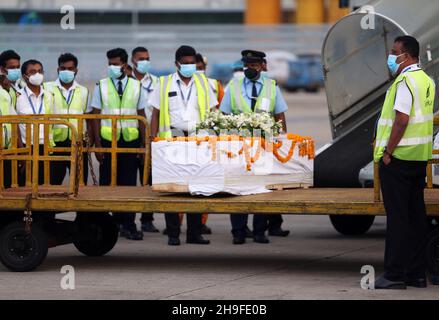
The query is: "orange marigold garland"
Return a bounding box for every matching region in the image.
[153,134,315,165]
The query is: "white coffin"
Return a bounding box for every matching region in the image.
[152,136,314,196]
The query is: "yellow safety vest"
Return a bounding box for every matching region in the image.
[158,73,210,138]
[8,87,17,110]
[99,77,141,142]
[374,69,435,162]
[44,82,88,142]
[229,77,276,115]
[0,88,13,148]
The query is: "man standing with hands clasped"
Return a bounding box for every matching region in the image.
[149,45,217,246]
[374,36,436,289]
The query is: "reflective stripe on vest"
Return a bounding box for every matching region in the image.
[158,73,210,138]
[99,77,141,142]
[229,77,276,114]
[47,83,88,142]
[0,88,12,148]
[8,87,17,110]
[373,70,435,162]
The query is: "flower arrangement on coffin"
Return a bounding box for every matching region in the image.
[196,110,283,137]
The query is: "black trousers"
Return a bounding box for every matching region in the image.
[230,214,267,238]
[3,160,11,189]
[379,157,428,280]
[267,215,284,231]
[50,139,88,185]
[100,138,139,230]
[165,213,202,239]
[164,128,202,238]
[138,156,154,223]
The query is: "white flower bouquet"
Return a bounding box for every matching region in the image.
[196,110,283,137]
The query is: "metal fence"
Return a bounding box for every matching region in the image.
[0,24,329,84]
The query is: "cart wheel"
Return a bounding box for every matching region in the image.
[427,227,439,277]
[73,213,118,257]
[0,221,48,272]
[329,215,375,235]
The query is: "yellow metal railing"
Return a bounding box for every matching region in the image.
[0,114,150,197]
[0,118,79,195]
[374,115,439,202]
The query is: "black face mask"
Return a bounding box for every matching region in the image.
[244,67,259,80]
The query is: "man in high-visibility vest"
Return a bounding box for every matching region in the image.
[374,36,436,289]
[130,46,160,233]
[220,49,289,245]
[0,73,18,189]
[45,53,90,186]
[149,45,218,246]
[0,50,23,109]
[90,48,148,241]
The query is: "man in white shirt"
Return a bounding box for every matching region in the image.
[45,53,90,186]
[130,46,159,233]
[374,36,436,289]
[149,45,217,246]
[16,59,54,186]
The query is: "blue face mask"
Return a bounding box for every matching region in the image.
[108,65,123,79]
[58,70,75,84]
[178,63,196,78]
[387,53,406,76]
[136,60,151,74]
[6,68,21,82]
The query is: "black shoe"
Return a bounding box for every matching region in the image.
[268,228,290,237]
[405,278,427,288]
[233,237,246,245]
[142,221,159,233]
[122,228,144,241]
[245,226,253,238]
[201,224,212,235]
[187,236,210,244]
[253,235,270,244]
[429,274,439,285]
[374,276,406,290]
[168,237,181,246]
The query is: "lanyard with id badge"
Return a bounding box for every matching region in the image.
[177,80,193,121]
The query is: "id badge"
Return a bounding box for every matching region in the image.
[260,98,270,112]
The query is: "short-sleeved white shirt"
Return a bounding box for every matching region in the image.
[16,86,53,144]
[148,72,218,132]
[393,64,421,116]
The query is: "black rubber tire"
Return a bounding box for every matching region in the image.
[427,228,439,276]
[0,221,48,272]
[329,215,375,235]
[73,213,118,257]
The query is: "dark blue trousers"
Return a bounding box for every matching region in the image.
[230,214,267,238]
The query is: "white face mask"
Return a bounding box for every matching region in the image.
[28,73,44,86]
[233,71,244,78]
